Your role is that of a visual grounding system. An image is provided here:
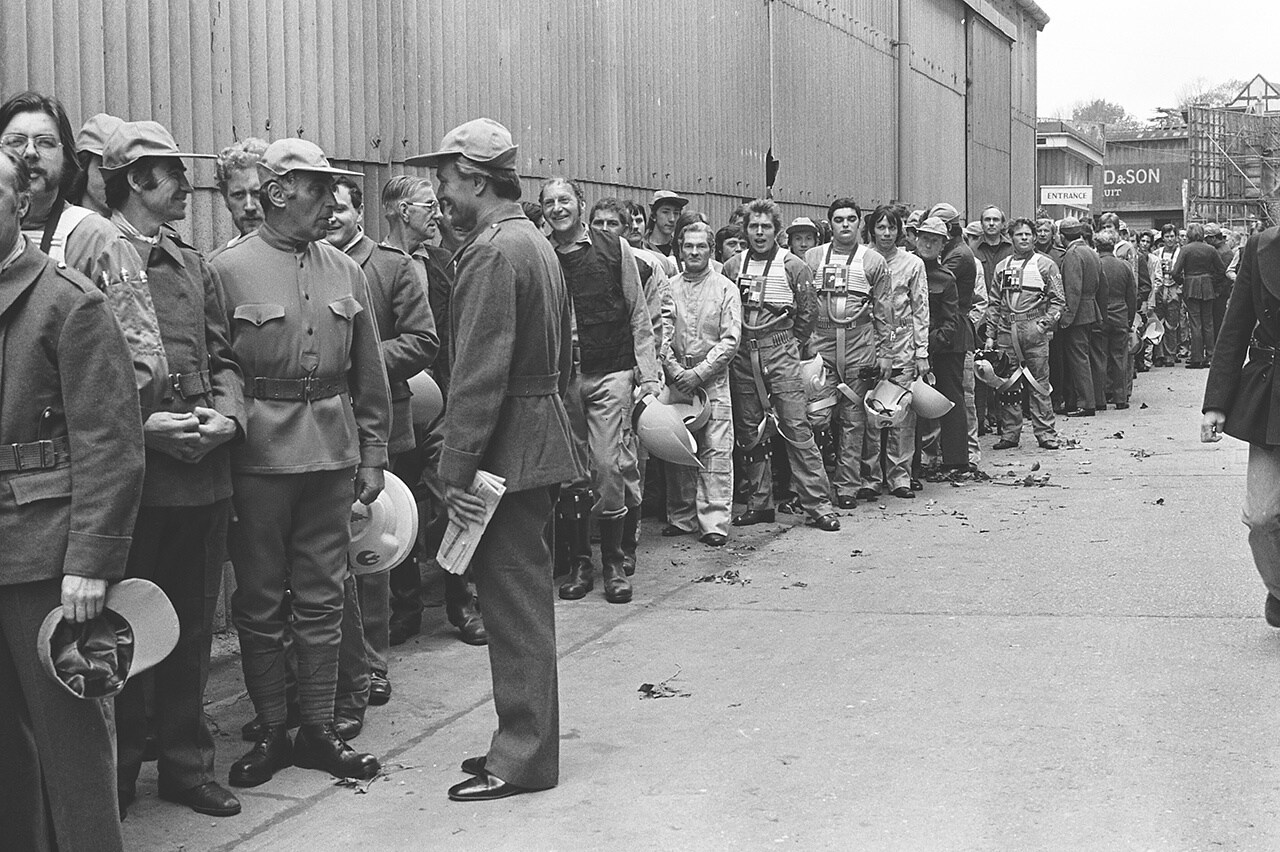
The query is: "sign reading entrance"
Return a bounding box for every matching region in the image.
[1040,185,1093,206]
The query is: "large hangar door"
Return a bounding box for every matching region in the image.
[965,12,1012,217]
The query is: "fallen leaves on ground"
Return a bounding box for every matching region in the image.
[1106,431,1125,439]
[639,667,691,700]
[992,471,1057,487]
[333,762,414,794]
[694,568,750,586]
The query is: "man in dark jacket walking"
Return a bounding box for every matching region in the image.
[1095,229,1138,409]
[1058,218,1102,416]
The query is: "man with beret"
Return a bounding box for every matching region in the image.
[1057,217,1102,416]
[407,118,579,801]
[212,138,391,788]
[100,121,246,818]
[327,174,438,720]
[71,112,123,216]
[0,91,167,413]
[0,147,144,852]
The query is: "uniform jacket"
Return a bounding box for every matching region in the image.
[212,224,391,474]
[874,246,930,369]
[721,249,817,347]
[662,267,741,387]
[118,220,245,507]
[439,203,580,493]
[1172,240,1227,301]
[803,242,893,372]
[942,238,981,351]
[922,256,961,354]
[0,240,144,585]
[348,234,438,455]
[413,244,455,397]
[1204,227,1280,446]
[1097,250,1138,330]
[1059,239,1102,328]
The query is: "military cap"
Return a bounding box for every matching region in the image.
[75,113,124,156]
[101,121,215,173]
[916,216,949,238]
[927,202,961,224]
[405,118,517,169]
[257,138,362,177]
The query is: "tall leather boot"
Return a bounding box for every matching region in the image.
[387,551,422,646]
[444,571,487,646]
[553,491,574,577]
[558,492,594,600]
[599,517,632,604]
[621,507,640,577]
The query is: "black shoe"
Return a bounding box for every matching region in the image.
[558,562,594,600]
[992,438,1019,450]
[334,715,363,741]
[1065,408,1095,417]
[732,509,776,526]
[661,523,694,537]
[910,478,923,491]
[292,723,380,780]
[368,673,391,706]
[461,755,487,776]
[700,533,728,547]
[241,704,300,742]
[388,616,421,647]
[600,518,632,604]
[855,488,880,501]
[1267,594,1280,628]
[835,495,858,509]
[158,781,241,817]
[1114,402,1130,410]
[1038,439,1061,450]
[229,725,292,788]
[447,594,488,646]
[808,513,840,532]
[448,771,538,802]
[891,487,915,499]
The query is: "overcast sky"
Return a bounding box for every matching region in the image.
[1035,0,1280,121]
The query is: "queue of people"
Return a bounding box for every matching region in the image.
[0,85,1246,852]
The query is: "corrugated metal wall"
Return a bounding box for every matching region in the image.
[0,0,1040,250]
[965,14,1011,217]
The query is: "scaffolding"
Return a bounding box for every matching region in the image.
[1186,76,1280,227]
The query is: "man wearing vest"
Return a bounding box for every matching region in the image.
[725,198,840,532]
[588,196,676,574]
[986,218,1065,450]
[327,175,439,723]
[212,138,391,788]
[0,91,167,414]
[803,198,892,508]
[100,121,246,819]
[541,178,661,604]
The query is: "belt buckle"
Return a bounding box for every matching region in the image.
[36,439,55,469]
[170,372,184,397]
[301,375,317,401]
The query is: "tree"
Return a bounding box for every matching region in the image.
[1069,98,1144,133]
[1176,77,1247,109]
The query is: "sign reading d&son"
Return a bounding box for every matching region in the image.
[1100,161,1187,206]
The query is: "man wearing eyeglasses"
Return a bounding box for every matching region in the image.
[0,91,166,413]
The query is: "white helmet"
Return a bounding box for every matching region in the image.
[1143,315,1165,345]
[909,376,955,418]
[635,396,702,467]
[348,471,419,575]
[800,354,837,423]
[863,379,912,429]
[658,385,711,432]
[407,371,444,428]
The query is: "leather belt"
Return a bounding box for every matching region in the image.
[0,436,70,473]
[506,372,560,397]
[170,368,212,399]
[245,374,348,401]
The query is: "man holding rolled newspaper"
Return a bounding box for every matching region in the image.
[407,118,580,803]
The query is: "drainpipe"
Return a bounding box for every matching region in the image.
[895,0,909,203]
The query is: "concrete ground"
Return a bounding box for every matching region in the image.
[122,363,1278,852]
